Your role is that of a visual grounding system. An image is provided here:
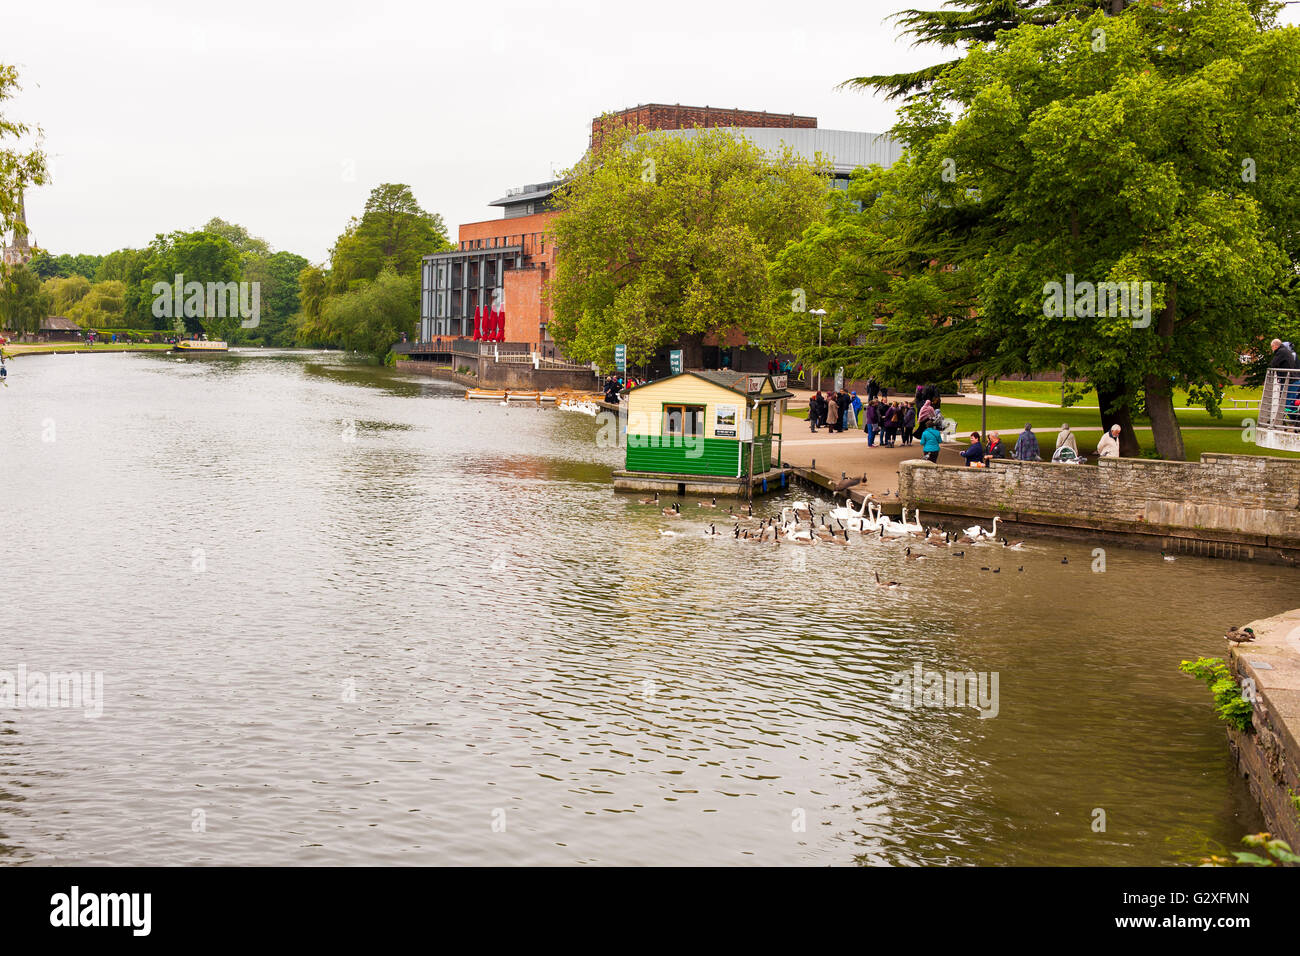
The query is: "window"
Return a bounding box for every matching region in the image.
[663,404,705,437]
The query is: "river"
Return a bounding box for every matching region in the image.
[0,349,1293,865]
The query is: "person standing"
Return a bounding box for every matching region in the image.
[867,378,879,402]
[1270,338,1299,420]
[1014,423,1041,461]
[920,421,943,462]
[826,391,841,434]
[1097,424,1122,458]
[960,432,984,466]
[808,392,821,432]
[864,399,879,446]
[850,390,862,428]
[983,431,1009,463]
[901,403,916,446]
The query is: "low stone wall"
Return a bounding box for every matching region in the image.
[1228,608,1300,852]
[396,357,596,391]
[898,453,1300,560]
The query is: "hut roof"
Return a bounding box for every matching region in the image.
[41,316,82,331]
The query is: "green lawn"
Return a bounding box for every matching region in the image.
[787,404,1299,459]
[979,379,1263,408]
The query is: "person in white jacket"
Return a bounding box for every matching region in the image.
[1096,424,1122,458]
[1056,423,1078,455]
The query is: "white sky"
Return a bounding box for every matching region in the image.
[6,0,1298,264]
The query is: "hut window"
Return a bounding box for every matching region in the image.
[662,404,705,437]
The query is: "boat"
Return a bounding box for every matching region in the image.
[171,340,229,353]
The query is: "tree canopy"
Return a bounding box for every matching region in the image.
[790,0,1300,459]
[547,124,832,368]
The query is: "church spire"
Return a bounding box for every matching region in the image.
[3,187,33,266]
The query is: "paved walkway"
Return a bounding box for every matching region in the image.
[779,414,963,498]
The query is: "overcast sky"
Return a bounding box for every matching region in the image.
[7,1,1298,264]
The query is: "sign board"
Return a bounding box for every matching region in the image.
[614,344,626,372]
[669,350,683,375]
[772,375,787,390]
[714,403,738,438]
[834,367,845,392]
[746,375,766,394]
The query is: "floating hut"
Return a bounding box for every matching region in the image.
[612,370,793,497]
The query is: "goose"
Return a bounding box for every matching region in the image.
[874,571,900,590]
[1000,536,1025,550]
[703,524,721,537]
[698,497,718,508]
[662,502,681,517]
[638,492,660,505]
[1161,550,1176,562]
[904,547,927,562]
[878,525,904,542]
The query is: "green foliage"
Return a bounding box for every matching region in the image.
[65,280,126,329]
[328,184,450,291]
[241,249,308,346]
[313,268,417,355]
[41,274,91,313]
[814,0,1300,460]
[1233,832,1300,866]
[0,265,51,334]
[1179,656,1254,732]
[548,123,831,367]
[0,62,47,241]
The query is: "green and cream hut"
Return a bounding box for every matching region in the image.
[612,370,793,496]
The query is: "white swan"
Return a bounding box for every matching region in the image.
[963,516,1000,540]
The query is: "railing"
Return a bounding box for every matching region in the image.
[1256,368,1300,451]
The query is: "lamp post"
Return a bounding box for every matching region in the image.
[810,309,826,394]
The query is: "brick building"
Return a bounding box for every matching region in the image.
[418,180,561,351]
[591,103,817,148]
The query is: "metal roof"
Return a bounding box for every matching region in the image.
[488,180,565,207]
[646,127,902,175]
[630,369,792,399]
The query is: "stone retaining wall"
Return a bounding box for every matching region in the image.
[1228,608,1300,852]
[898,454,1300,559]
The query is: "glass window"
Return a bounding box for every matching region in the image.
[662,404,705,437]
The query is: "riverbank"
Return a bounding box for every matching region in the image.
[2,343,172,356]
[1225,608,1300,852]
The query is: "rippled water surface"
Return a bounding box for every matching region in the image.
[0,350,1294,865]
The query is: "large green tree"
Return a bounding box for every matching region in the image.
[329,184,450,291]
[0,266,50,336]
[547,124,831,367]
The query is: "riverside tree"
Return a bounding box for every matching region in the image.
[802,0,1300,459]
[547,124,831,368]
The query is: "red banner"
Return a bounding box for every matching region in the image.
[472,306,482,341]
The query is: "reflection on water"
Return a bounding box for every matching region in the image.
[0,349,1292,865]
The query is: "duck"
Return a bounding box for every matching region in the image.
[1061,556,1069,564]
[1225,626,1256,644]
[874,571,900,590]
[1161,550,1176,562]
[1017,566,1024,572]
[951,551,965,558]
[659,529,678,537]
[638,491,660,505]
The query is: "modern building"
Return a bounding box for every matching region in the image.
[412,104,899,376]
[418,180,561,352]
[2,189,33,267]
